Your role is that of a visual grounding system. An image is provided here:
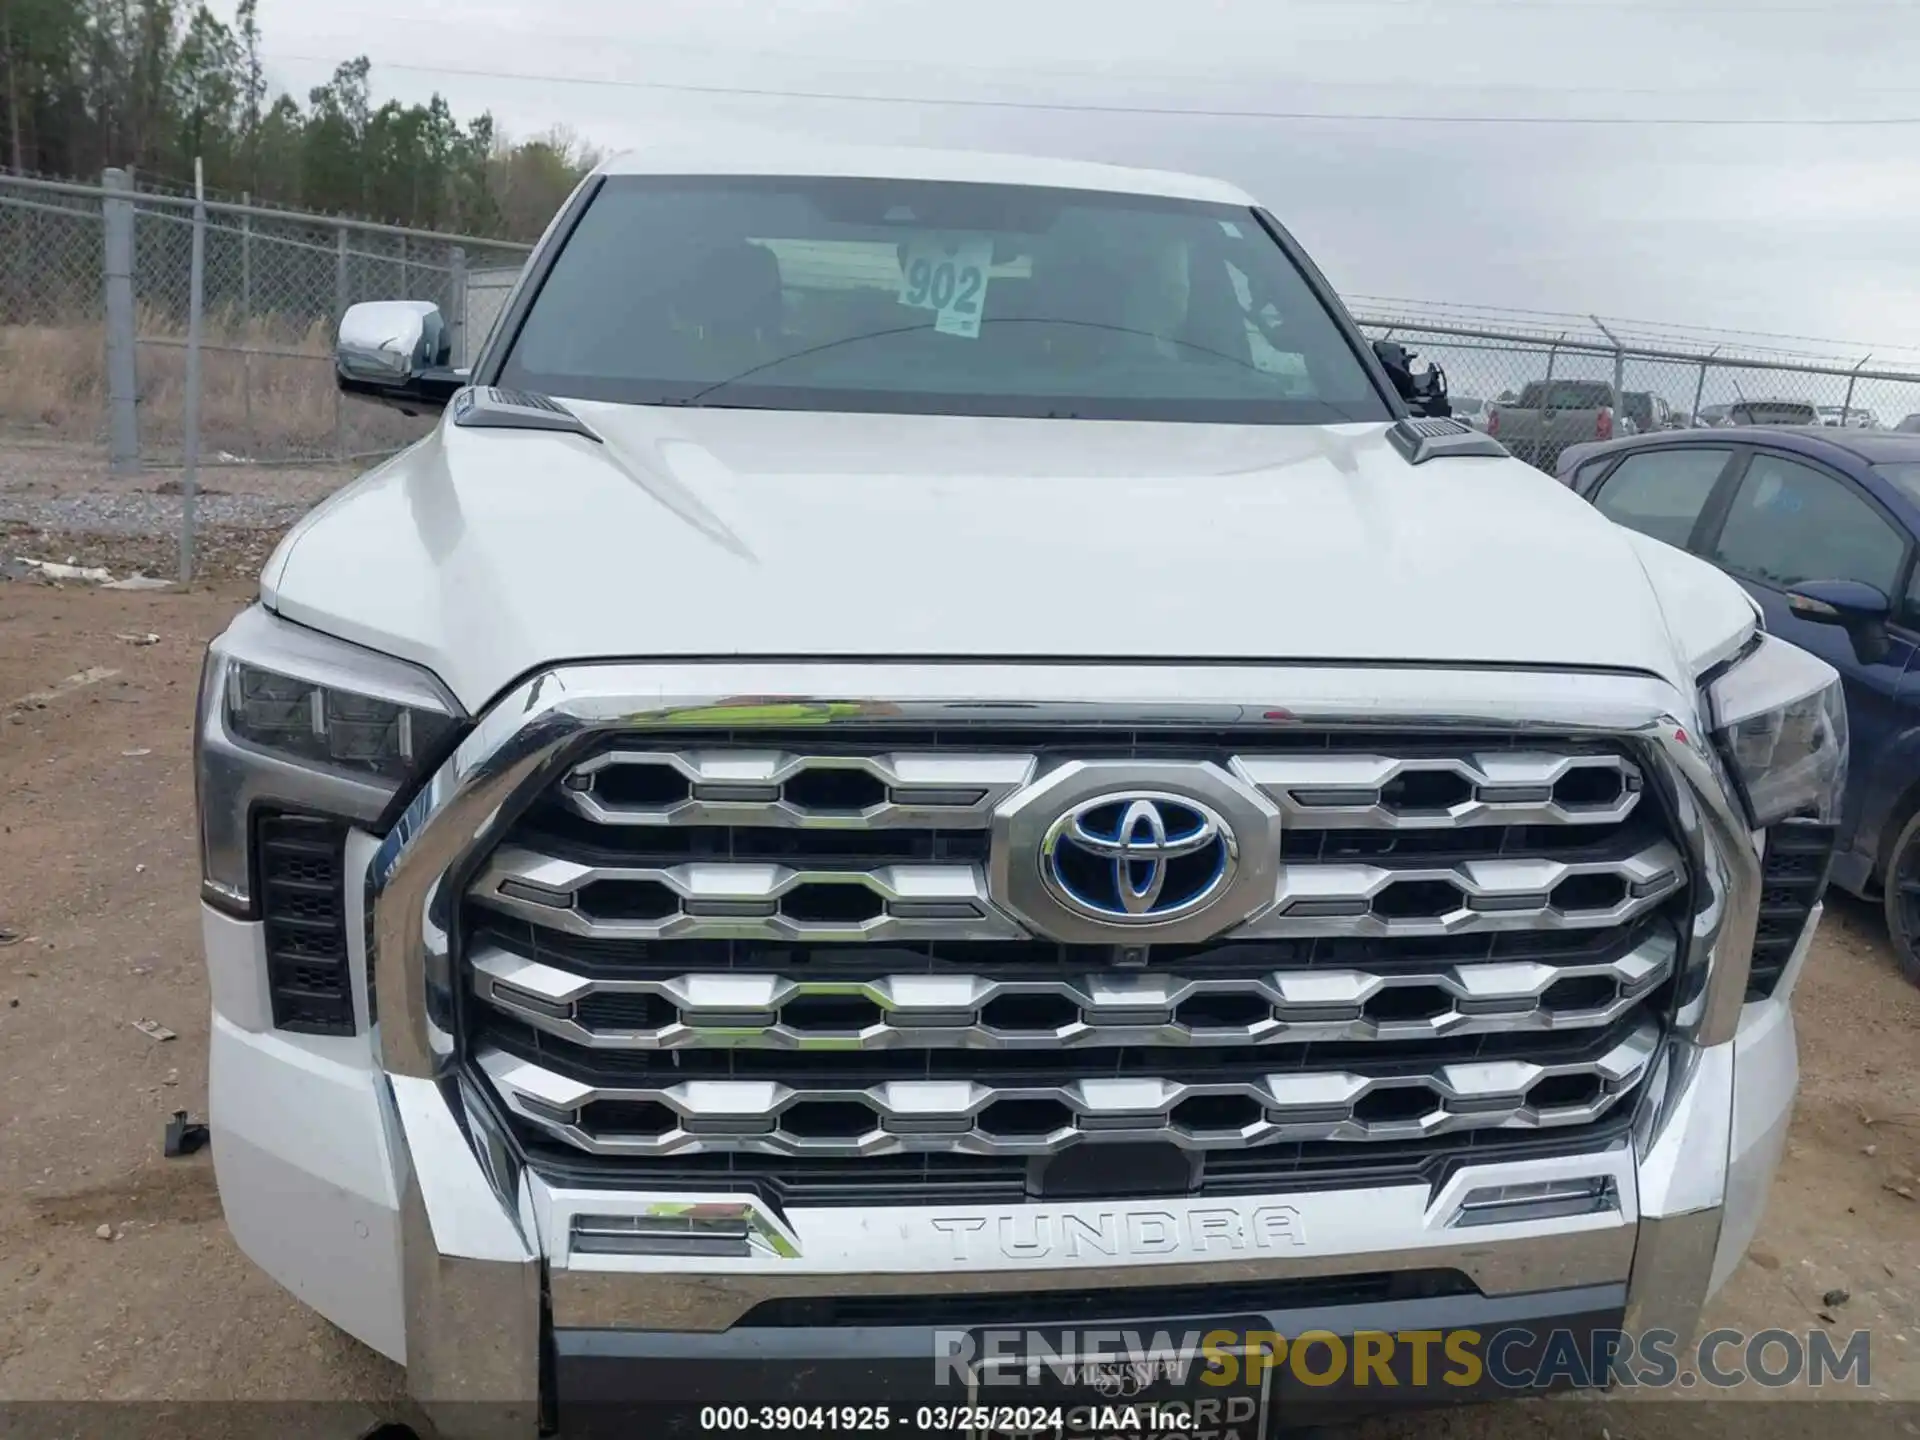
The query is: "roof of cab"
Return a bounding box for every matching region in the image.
[595,136,1256,206]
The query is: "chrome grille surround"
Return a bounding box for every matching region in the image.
[368,662,1764,1198]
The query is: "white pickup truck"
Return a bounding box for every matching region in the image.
[195,139,1845,1439]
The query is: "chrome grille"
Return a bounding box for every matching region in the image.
[478,1019,1658,1159]
[460,730,1683,1181]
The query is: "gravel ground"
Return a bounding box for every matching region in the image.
[0,435,363,586]
[1,439,1917,1439]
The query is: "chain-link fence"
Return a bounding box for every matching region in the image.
[9,166,1920,571]
[0,169,530,471]
[1350,304,1920,458]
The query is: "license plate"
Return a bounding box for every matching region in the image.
[962,1338,1274,1440]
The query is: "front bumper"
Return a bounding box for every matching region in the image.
[206,897,1809,1436]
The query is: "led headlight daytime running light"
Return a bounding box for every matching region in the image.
[195,605,466,910]
[1706,635,1847,831]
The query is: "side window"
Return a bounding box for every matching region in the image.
[1570,457,1608,493]
[1709,453,1905,595]
[1591,448,1732,549]
[1903,563,1920,633]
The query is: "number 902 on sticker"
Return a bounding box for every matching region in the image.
[896,236,993,339]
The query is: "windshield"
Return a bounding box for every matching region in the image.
[495,175,1391,424]
[1517,381,1613,409]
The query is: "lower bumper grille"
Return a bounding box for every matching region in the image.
[1746,822,1834,1000]
[455,726,1686,1200]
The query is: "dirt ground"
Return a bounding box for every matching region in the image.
[1,528,1918,1440]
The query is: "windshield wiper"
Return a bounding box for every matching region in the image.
[670,315,1271,407]
[672,325,933,406]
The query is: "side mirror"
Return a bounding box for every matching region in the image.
[1787,579,1893,665]
[1370,339,1451,418]
[336,300,464,415]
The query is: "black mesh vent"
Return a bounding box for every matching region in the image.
[363,878,378,1028]
[259,813,354,1035]
[735,1269,1475,1328]
[1746,822,1835,1001]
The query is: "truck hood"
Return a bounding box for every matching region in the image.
[263,404,1755,713]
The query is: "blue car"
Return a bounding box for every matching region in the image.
[1558,425,1920,984]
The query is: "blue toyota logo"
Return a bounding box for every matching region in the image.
[1039,793,1237,924]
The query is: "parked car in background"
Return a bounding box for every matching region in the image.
[1728,399,1820,427]
[1624,390,1679,434]
[1559,425,1920,986]
[1486,378,1628,469]
[1897,413,1920,434]
[1695,403,1734,428]
[1819,406,1880,430]
[1450,395,1489,430]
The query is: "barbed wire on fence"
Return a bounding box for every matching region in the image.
[1345,291,1920,366]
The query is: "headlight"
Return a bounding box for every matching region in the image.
[195,605,467,911]
[1705,634,1847,829]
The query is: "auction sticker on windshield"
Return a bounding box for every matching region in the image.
[897,235,994,338]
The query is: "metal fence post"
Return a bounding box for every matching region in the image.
[449,245,468,367]
[1692,347,1717,427]
[180,158,206,583]
[101,167,140,475]
[335,224,349,459]
[1544,334,1561,387]
[241,189,253,435]
[1844,354,1872,424]
[1592,316,1626,428]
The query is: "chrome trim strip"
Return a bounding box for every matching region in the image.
[1236,839,1684,938]
[1231,750,1642,830]
[475,1018,1660,1158]
[470,836,1683,943]
[387,1073,539,1408]
[470,847,1023,942]
[468,927,1678,1051]
[534,1141,1644,1332]
[563,748,1038,829]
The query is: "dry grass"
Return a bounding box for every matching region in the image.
[0,306,432,460]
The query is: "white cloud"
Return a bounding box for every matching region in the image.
[246,0,1920,347]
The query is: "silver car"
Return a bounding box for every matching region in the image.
[1728,399,1819,427]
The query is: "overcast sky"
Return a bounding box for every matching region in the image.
[242,0,1920,354]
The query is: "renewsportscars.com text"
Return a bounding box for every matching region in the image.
[936,1325,1873,1391]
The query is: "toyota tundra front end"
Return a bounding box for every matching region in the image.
[194,139,1844,1438]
